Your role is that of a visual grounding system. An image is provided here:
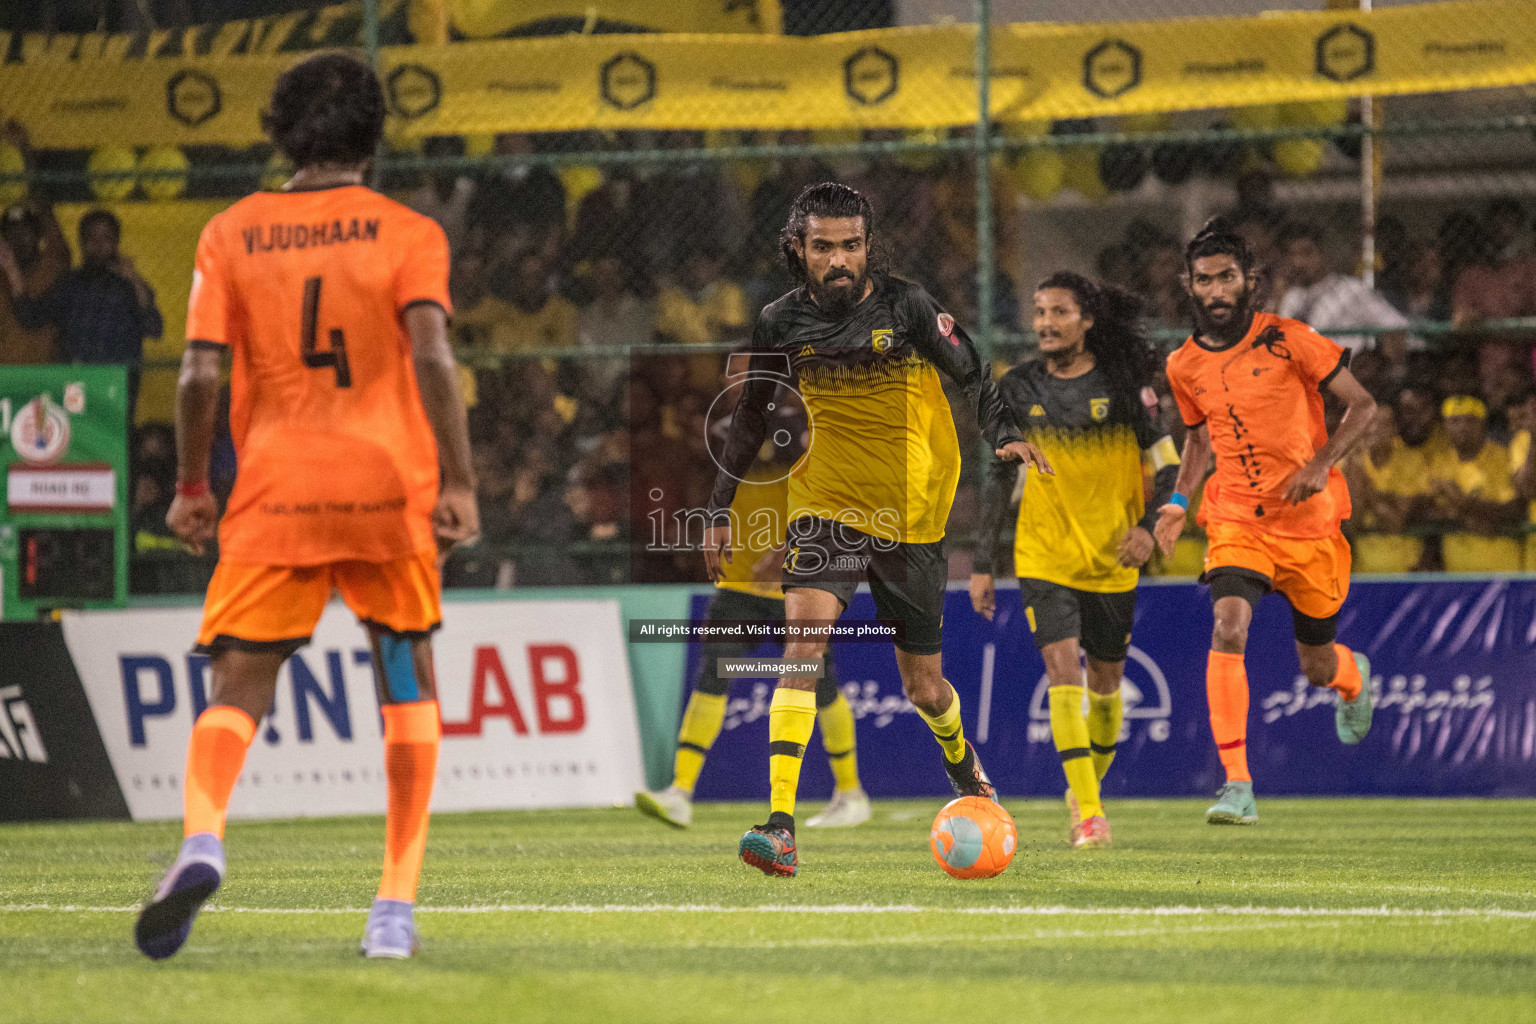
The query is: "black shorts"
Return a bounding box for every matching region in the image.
[1018,577,1136,663]
[781,515,946,656]
[1206,567,1339,645]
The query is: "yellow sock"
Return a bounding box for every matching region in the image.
[916,681,967,763]
[1050,684,1102,820]
[768,688,817,819]
[1087,688,1123,782]
[817,692,861,792]
[671,691,727,794]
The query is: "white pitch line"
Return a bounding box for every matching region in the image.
[752,920,1347,948]
[3,903,1536,919]
[1232,880,1536,900]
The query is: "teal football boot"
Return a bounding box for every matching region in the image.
[1206,781,1259,825]
[1336,650,1374,744]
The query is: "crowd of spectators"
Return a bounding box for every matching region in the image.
[404,131,1027,587]
[434,140,1536,584]
[0,202,163,415]
[3,128,1536,591]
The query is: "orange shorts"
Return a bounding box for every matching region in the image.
[1202,520,1350,620]
[196,550,441,654]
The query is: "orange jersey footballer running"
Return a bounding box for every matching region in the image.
[135,53,478,963]
[1154,217,1377,827]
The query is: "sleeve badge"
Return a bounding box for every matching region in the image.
[937,312,956,343]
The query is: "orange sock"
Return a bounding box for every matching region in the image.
[378,700,441,903]
[1329,643,1362,702]
[183,706,257,839]
[1206,650,1251,783]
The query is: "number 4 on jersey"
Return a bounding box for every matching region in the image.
[301,276,352,388]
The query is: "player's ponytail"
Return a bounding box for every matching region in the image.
[1037,271,1155,410]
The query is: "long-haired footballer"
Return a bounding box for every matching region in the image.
[972,272,1179,849]
[703,183,1051,876]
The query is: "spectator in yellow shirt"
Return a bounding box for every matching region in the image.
[457,249,577,355]
[1508,390,1536,569]
[656,247,749,347]
[655,246,749,392]
[1344,403,1430,573]
[1428,395,1523,572]
[0,201,68,365]
[1396,383,1451,462]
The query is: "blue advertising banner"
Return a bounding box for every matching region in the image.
[686,578,1536,801]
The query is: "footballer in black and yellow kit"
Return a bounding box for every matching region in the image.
[635,356,870,831]
[704,182,1050,876]
[973,272,1178,849]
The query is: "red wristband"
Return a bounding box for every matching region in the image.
[176,480,210,498]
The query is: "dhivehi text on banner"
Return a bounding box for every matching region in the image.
[0,0,1531,148]
[690,579,1536,802]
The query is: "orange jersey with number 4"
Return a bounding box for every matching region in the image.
[1166,312,1350,539]
[186,185,451,566]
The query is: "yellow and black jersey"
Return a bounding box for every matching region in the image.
[708,274,1021,545]
[975,360,1179,593]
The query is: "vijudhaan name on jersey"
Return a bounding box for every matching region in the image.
[241,218,381,255]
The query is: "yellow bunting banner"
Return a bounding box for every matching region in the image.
[0,0,1530,148]
[991,0,1535,120]
[446,0,781,39]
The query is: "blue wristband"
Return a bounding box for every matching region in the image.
[1169,492,1189,510]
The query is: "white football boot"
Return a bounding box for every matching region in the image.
[634,786,693,828]
[805,787,872,828]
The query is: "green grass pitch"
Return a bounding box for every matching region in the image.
[2,798,1534,1023]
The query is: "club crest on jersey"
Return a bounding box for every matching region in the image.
[870,328,894,354]
[1090,397,1110,421]
[936,312,956,344]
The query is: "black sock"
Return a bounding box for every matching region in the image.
[946,742,975,773]
[766,810,795,836]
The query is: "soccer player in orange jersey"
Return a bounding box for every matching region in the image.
[1154,218,1376,826]
[134,53,478,961]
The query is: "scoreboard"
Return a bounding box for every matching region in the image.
[0,366,128,620]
